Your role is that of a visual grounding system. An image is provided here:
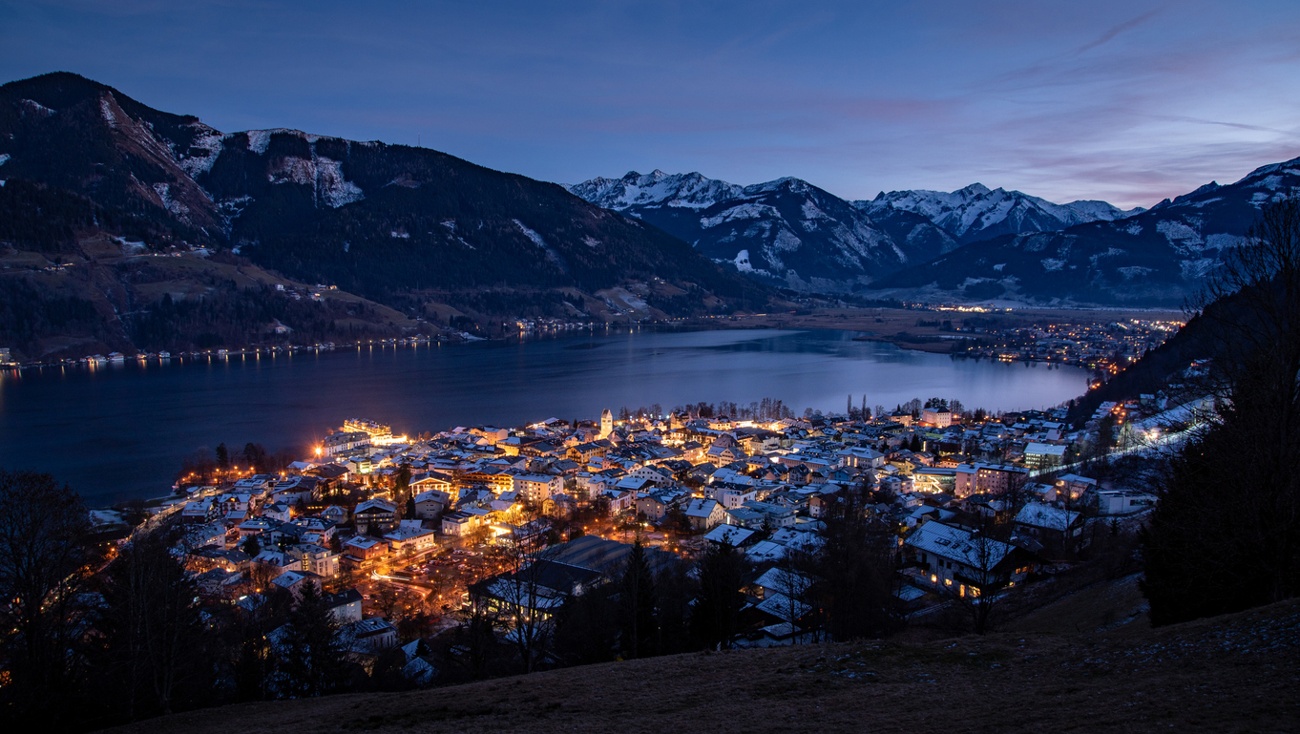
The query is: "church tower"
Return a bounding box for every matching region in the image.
[600,408,613,439]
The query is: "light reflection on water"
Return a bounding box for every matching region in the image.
[0,329,1088,505]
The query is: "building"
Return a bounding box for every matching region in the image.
[904,521,1034,598]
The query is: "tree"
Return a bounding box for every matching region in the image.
[97,529,212,721]
[814,491,903,640]
[690,542,747,649]
[271,582,349,697]
[1142,200,1300,624]
[0,470,91,726]
[617,540,657,659]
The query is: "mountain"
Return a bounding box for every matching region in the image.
[874,158,1300,306]
[859,183,1142,246]
[569,170,957,291]
[567,171,1139,293]
[0,72,765,360]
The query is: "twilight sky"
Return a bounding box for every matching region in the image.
[3,0,1299,208]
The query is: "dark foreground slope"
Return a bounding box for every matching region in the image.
[110,598,1299,734]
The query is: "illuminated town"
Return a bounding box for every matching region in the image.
[102,382,1189,687]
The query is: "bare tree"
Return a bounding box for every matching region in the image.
[0,470,91,725]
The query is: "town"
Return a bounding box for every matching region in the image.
[87,384,1186,692]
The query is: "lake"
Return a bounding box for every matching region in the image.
[0,329,1089,506]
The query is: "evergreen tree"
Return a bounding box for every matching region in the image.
[691,542,748,649]
[1143,200,1300,624]
[815,491,904,640]
[272,582,348,697]
[617,540,658,659]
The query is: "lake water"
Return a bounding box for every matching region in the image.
[0,329,1089,506]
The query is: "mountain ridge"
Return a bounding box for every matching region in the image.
[0,72,770,359]
[567,168,1144,294]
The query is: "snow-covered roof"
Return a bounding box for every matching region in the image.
[1014,502,1081,530]
[905,522,1014,570]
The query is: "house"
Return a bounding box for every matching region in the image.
[707,483,757,510]
[1014,502,1086,559]
[1055,474,1098,502]
[703,523,757,548]
[340,617,399,654]
[1090,488,1157,516]
[441,507,491,536]
[385,523,438,555]
[270,569,322,601]
[343,535,388,563]
[1023,442,1068,470]
[320,504,350,526]
[323,588,364,624]
[354,498,398,534]
[904,521,1034,598]
[413,489,451,520]
[511,473,563,503]
[288,543,339,579]
[683,498,725,531]
[974,464,1029,496]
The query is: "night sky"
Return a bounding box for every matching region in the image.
[3,0,1298,208]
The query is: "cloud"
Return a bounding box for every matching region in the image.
[1073,7,1164,55]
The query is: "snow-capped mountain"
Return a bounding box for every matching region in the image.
[876,158,1300,306]
[567,170,744,211]
[0,72,761,316]
[859,184,1143,246]
[569,171,955,290]
[569,170,1141,292]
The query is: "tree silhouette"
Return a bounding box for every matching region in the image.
[0,470,91,727]
[1143,200,1300,624]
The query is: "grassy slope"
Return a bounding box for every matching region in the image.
[109,597,1299,734]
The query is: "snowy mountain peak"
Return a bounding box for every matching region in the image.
[567,170,744,211]
[862,183,1139,245]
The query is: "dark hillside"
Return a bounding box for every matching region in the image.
[107,598,1299,734]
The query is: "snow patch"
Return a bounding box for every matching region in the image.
[1040,258,1065,272]
[992,263,1006,272]
[20,99,56,117]
[246,129,272,155]
[513,219,567,271]
[513,219,547,249]
[1157,220,1204,250]
[700,202,781,228]
[734,249,753,272]
[0,154,9,167]
[771,227,803,253]
[314,157,363,208]
[178,125,224,177]
[1124,222,1143,236]
[152,182,171,208]
[1205,233,1243,250]
[440,220,457,232]
[390,230,410,239]
[582,235,601,248]
[801,199,828,221]
[99,96,118,128]
[1255,174,1284,190]
[266,153,363,208]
